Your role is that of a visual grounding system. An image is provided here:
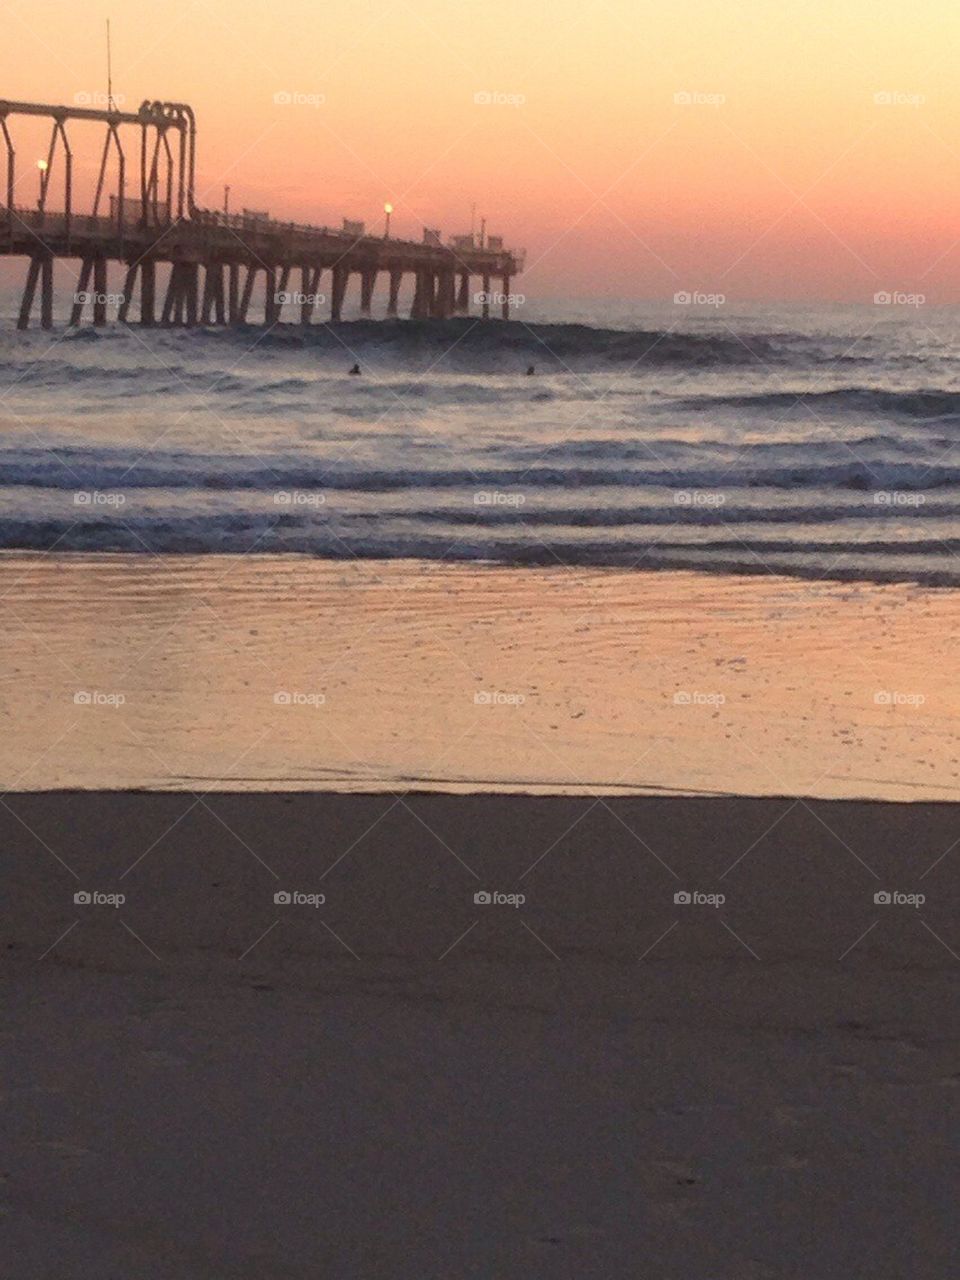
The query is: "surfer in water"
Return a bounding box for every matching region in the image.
[526,365,535,376]
[348,363,361,376]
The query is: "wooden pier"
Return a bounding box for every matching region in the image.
[0,98,524,329]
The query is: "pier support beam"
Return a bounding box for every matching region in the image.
[40,255,54,330]
[117,263,138,324]
[173,269,185,326]
[331,266,349,322]
[183,264,199,327]
[300,265,311,325]
[300,265,321,324]
[50,252,522,330]
[429,272,447,319]
[263,267,277,325]
[238,265,257,324]
[214,266,226,325]
[269,265,288,324]
[411,270,428,319]
[93,258,108,325]
[201,263,224,325]
[162,262,188,326]
[228,264,240,324]
[17,255,55,330]
[141,260,156,327]
[70,259,94,327]
[441,271,457,318]
[17,258,42,330]
[430,272,443,318]
[360,269,376,315]
[161,267,175,326]
[456,271,469,315]
[387,270,402,317]
[415,271,439,319]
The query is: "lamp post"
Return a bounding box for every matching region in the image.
[384,202,393,239]
[36,159,48,215]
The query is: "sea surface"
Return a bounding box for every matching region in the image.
[3,298,960,584]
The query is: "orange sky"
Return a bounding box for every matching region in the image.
[3,0,960,301]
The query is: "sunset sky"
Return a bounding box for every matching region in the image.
[4,0,960,300]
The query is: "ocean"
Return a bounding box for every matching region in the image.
[2,298,959,584]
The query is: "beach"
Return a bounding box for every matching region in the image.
[3,553,959,1275]
[4,788,957,1277]
[3,0,960,1266]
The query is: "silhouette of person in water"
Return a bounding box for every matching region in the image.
[526,365,535,376]
[348,363,361,376]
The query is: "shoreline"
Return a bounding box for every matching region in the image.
[6,546,960,591]
[3,552,959,799]
[12,781,960,802]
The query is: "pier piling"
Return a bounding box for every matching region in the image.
[141,260,156,326]
[360,269,376,314]
[93,259,107,325]
[331,265,348,322]
[387,269,402,316]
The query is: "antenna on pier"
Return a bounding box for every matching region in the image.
[106,18,114,111]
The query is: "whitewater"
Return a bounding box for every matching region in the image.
[2,298,960,584]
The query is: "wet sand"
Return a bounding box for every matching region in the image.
[3,790,958,1277]
[3,552,960,798]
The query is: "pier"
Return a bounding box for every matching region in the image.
[0,98,524,329]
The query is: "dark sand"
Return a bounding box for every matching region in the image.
[2,791,957,1277]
